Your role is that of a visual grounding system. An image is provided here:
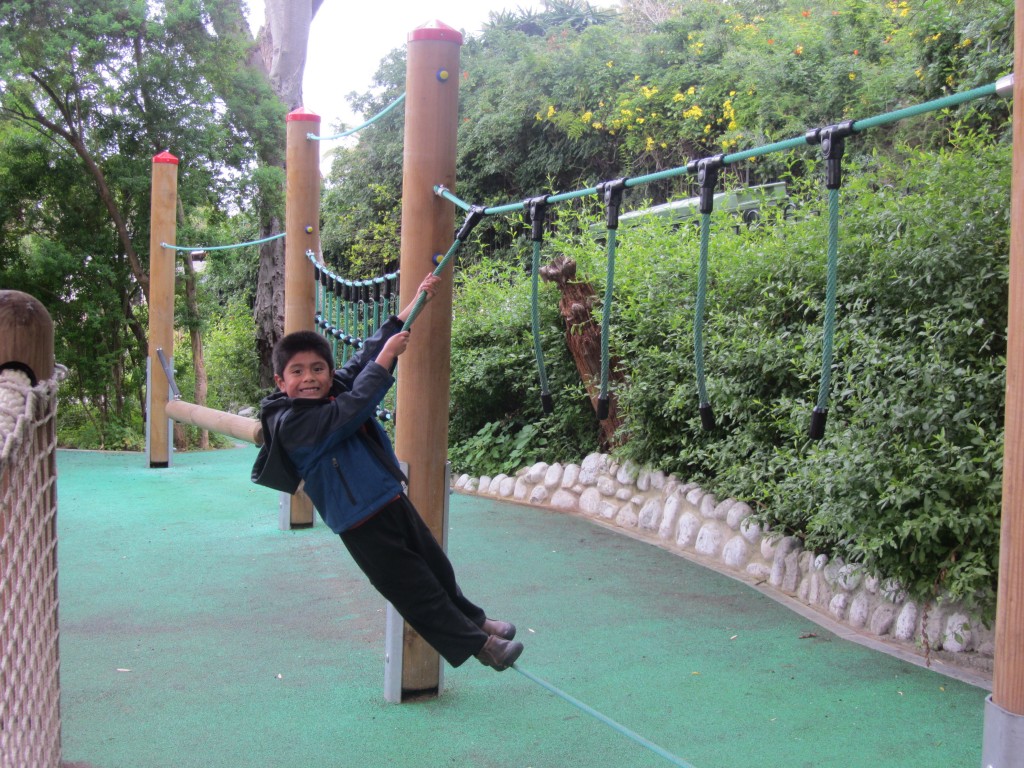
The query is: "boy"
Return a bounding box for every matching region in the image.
[252,273,523,672]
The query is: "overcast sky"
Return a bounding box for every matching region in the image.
[247,1,551,135]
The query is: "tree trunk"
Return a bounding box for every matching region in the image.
[540,255,624,451]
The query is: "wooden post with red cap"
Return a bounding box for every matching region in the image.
[147,150,178,467]
[391,20,463,701]
[281,108,322,528]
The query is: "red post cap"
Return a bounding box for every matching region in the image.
[286,107,321,122]
[152,150,179,165]
[409,20,463,44]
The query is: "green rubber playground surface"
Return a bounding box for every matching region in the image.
[56,447,987,768]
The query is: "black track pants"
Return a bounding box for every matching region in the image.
[340,494,489,666]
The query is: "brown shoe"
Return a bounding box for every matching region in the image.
[475,635,524,671]
[480,618,516,640]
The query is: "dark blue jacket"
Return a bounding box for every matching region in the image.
[252,317,406,533]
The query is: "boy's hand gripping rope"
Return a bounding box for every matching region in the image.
[805,121,854,440]
[526,196,554,414]
[402,206,486,330]
[688,154,724,431]
[596,178,627,421]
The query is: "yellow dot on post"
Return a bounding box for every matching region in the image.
[437,69,450,82]
[305,225,313,234]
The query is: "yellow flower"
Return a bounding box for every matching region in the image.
[849,72,857,80]
[687,85,697,95]
[673,93,686,102]
[547,105,556,118]
[704,124,712,134]
[606,60,614,67]
[682,105,703,119]
[592,122,603,129]
[581,111,593,122]
[645,137,655,151]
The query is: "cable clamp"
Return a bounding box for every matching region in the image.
[806,121,855,189]
[524,195,550,242]
[456,205,487,242]
[597,178,628,230]
[687,154,725,214]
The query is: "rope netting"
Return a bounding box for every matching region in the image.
[0,366,65,768]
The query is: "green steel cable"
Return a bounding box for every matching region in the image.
[599,229,618,406]
[512,664,696,768]
[530,239,552,405]
[162,232,285,251]
[311,93,406,141]
[816,188,840,414]
[695,212,711,410]
[444,80,1000,216]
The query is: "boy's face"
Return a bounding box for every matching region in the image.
[274,351,333,399]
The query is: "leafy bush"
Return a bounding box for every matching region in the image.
[539,135,1009,621]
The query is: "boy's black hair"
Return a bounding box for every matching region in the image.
[272,330,334,376]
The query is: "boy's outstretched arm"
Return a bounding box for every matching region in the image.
[396,274,441,324]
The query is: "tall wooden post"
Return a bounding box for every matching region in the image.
[983,4,1024,764]
[147,151,178,468]
[393,20,463,700]
[281,108,321,528]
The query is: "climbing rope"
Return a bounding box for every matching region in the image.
[512,663,696,768]
[527,197,553,413]
[310,92,407,142]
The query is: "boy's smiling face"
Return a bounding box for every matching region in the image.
[274,351,332,399]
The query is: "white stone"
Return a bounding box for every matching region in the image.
[513,477,529,500]
[597,476,617,497]
[636,470,652,492]
[894,602,919,641]
[481,475,494,493]
[881,578,907,604]
[615,488,632,501]
[616,503,639,528]
[739,517,762,544]
[544,463,564,488]
[489,474,508,494]
[658,495,681,540]
[924,608,947,651]
[550,490,577,510]
[599,501,618,520]
[700,495,720,519]
[528,486,549,505]
[578,453,606,485]
[649,471,666,490]
[579,488,602,516]
[561,464,580,488]
[864,575,880,595]
[455,474,470,489]
[813,554,828,571]
[695,523,726,557]
[616,461,639,485]
[465,478,478,492]
[798,551,814,574]
[722,536,750,568]
[726,501,752,530]
[849,593,871,629]
[823,558,844,588]
[676,512,702,549]
[685,487,704,506]
[499,476,516,497]
[942,614,974,651]
[829,593,850,620]
[813,577,833,609]
[797,576,811,602]
[525,462,549,484]
[638,499,663,532]
[837,564,863,592]
[747,563,771,581]
[712,498,736,521]
[870,605,896,636]
[782,550,801,593]
[761,536,779,561]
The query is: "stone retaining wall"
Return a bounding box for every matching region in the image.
[453,452,994,677]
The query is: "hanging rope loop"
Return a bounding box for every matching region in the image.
[595,179,628,420]
[525,196,554,413]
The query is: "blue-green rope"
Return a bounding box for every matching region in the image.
[695,212,711,410]
[599,229,618,406]
[531,240,551,404]
[311,93,406,141]
[402,239,464,330]
[512,664,696,768]
[816,188,840,413]
[162,232,285,252]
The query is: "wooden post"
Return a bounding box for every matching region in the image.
[282,108,321,528]
[147,151,178,468]
[393,20,462,700]
[0,291,54,384]
[983,5,1024,764]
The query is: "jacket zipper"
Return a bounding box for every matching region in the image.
[331,458,357,505]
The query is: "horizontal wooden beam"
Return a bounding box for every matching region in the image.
[165,400,262,446]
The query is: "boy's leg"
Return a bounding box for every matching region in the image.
[340,496,488,667]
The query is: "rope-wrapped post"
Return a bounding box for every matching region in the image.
[1,290,61,768]
[281,107,321,529]
[393,19,462,701]
[147,150,178,467]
